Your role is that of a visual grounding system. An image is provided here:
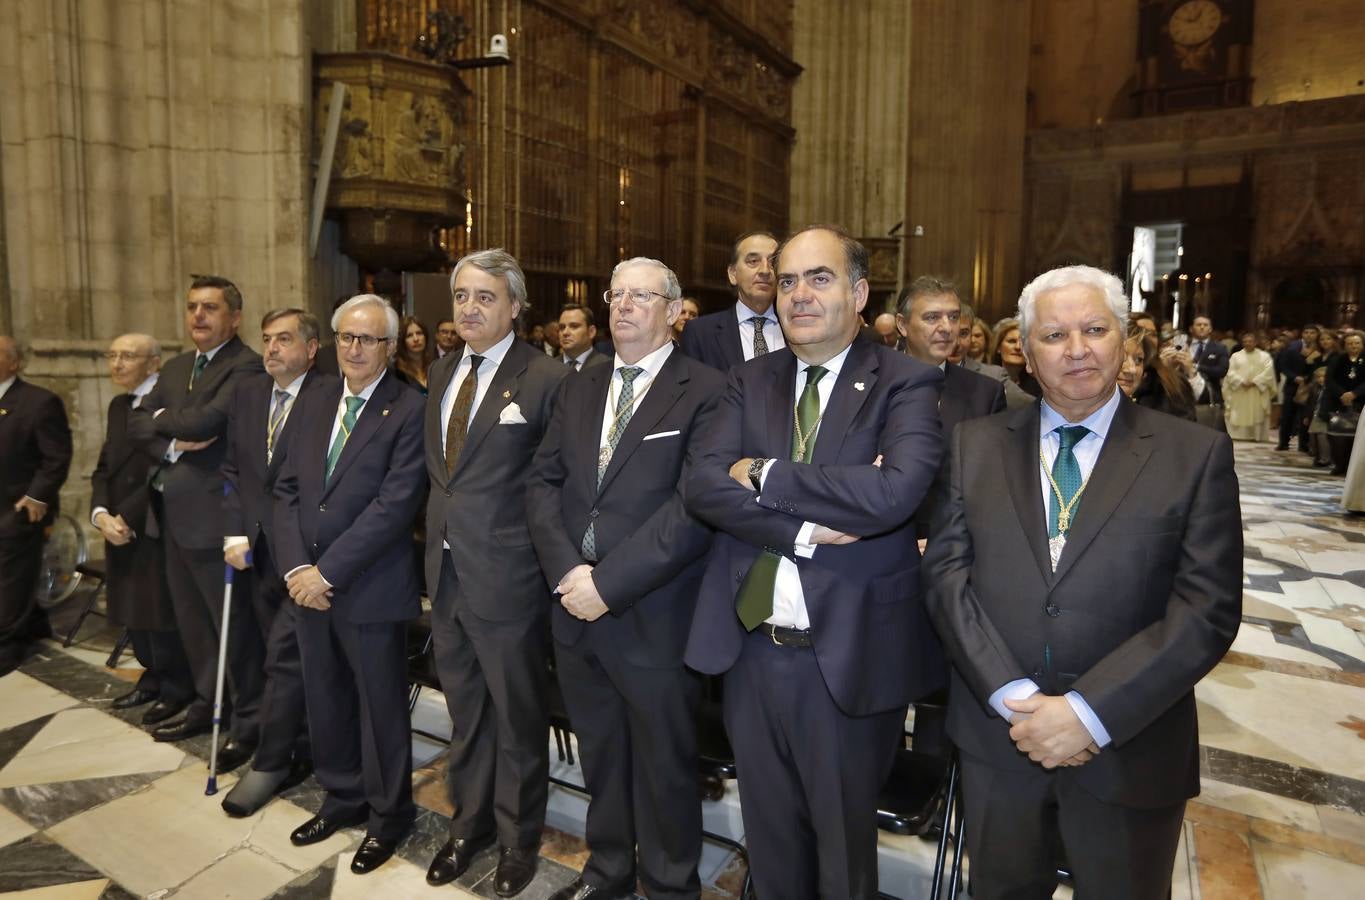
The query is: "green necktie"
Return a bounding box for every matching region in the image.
[189,353,208,390]
[581,366,643,561]
[734,365,827,631]
[325,396,365,484]
[1047,425,1088,538]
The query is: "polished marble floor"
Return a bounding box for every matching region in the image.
[0,441,1362,899]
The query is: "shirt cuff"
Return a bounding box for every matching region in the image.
[757,458,776,490]
[794,521,817,559]
[285,565,332,588]
[224,536,249,551]
[91,506,109,528]
[1063,691,1112,748]
[164,441,183,463]
[988,678,1040,720]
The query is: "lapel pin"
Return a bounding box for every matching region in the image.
[853,382,865,392]
[0,408,7,415]
[502,390,511,399]
[382,408,390,416]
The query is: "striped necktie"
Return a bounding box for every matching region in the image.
[581,366,643,561]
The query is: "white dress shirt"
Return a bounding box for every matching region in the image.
[224,372,306,551]
[755,343,852,630]
[91,373,160,528]
[596,341,673,447]
[0,376,14,401]
[988,386,1123,747]
[734,301,784,361]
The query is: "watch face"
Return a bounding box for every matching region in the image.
[1168,0,1223,46]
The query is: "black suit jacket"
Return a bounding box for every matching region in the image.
[527,348,724,668]
[679,308,745,372]
[273,370,426,623]
[90,393,173,630]
[128,336,263,548]
[1191,339,1229,404]
[0,379,72,538]
[915,363,1007,540]
[222,369,335,555]
[424,338,569,621]
[684,340,946,716]
[924,398,1242,808]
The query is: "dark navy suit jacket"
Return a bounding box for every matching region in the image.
[684,339,946,716]
[679,308,745,373]
[272,370,426,623]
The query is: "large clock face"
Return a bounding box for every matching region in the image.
[1168,0,1223,46]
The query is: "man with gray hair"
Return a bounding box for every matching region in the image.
[422,249,568,896]
[0,336,72,676]
[925,265,1242,899]
[274,293,427,874]
[528,258,727,900]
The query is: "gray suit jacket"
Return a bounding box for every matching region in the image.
[424,338,569,620]
[924,397,1242,808]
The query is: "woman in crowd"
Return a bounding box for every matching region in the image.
[1325,331,1364,475]
[395,315,434,394]
[991,318,1041,397]
[1224,330,1276,441]
[965,317,992,364]
[1118,327,1197,420]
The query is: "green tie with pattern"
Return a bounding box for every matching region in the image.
[325,396,365,485]
[189,353,208,390]
[1047,425,1088,538]
[734,365,827,631]
[581,366,643,561]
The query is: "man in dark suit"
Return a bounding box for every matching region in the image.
[529,258,726,900]
[557,304,610,373]
[219,308,331,814]
[422,250,568,896]
[896,277,1006,539]
[274,294,426,874]
[1188,314,1229,405]
[0,337,73,676]
[128,275,265,752]
[924,266,1242,900]
[679,231,783,371]
[685,227,945,899]
[91,334,190,723]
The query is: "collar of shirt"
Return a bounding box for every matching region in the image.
[733,301,779,329]
[342,369,386,404]
[461,329,515,372]
[0,376,15,401]
[566,349,592,368]
[130,373,159,408]
[794,343,853,422]
[1039,385,1122,445]
[612,340,674,387]
[276,371,307,401]
[197,339,230,364]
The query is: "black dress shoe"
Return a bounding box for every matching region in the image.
[350,835,396,874]
[112,688,157,710]
[151,716,212,742]
[426,835,494,886]
[142,699,188,726]
[494,845,539,897]
[212,738,257,773]
[290,811,367,846]
[547,878,632,900]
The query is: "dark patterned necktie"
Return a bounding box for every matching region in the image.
[445,355,484,476]
[734,365,827,631]
[1048,425,1088,538]
[189,353,208,390]
[266,388,291,462]
[581,366,643,561]
[749,316,769,357]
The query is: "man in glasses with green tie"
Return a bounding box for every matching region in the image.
[272,293,427,875]
[128,275,264,745]
[685,225,946,899]
[924,266,1242,900]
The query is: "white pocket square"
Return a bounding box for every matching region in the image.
[498,402,527,425]
[642,430,681,441]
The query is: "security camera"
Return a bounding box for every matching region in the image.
[488,34,509,59]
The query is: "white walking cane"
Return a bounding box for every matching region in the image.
[205,558,240,796]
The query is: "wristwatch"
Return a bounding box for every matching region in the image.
[747,457,768,491]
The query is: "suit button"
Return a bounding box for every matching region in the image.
[444,489,452,497]
[318,504,326,512]
[311,542,319,551]
[1045,603,1061,617]
[589,509,599,519]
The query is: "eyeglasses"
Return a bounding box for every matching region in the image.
[604,289,671,308]
[335,332,393,349]
[102,352,152,362]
